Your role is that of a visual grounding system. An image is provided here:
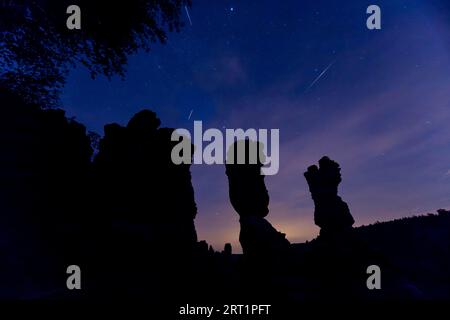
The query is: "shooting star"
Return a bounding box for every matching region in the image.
[304,60,336,93]
[185,6,193,26]
[188,109,193,119]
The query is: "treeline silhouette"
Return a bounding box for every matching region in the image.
[1,89,450,303]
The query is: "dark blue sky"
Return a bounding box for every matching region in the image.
[62,0,450,251]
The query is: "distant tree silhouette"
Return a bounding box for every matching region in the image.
[0,0,191,106]
[225,140,290,257]
[304,156,354,237]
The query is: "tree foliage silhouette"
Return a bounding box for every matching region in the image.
[0,0,191,107]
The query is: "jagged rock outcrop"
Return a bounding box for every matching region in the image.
[223,243,232,256]
[93,110,198,251]
[225,140,289,257]
[304,156,354,237]
[90,110,199,298]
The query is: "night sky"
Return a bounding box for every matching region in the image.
[62,0,450,252]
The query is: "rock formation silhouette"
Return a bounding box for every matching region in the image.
[2,89,450,304]
[0,96,203,298]
[223,243,232,256]
[304,156,354,237]
[91,110,199,298]
[225,140,290,258]
[93,110,198,251]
